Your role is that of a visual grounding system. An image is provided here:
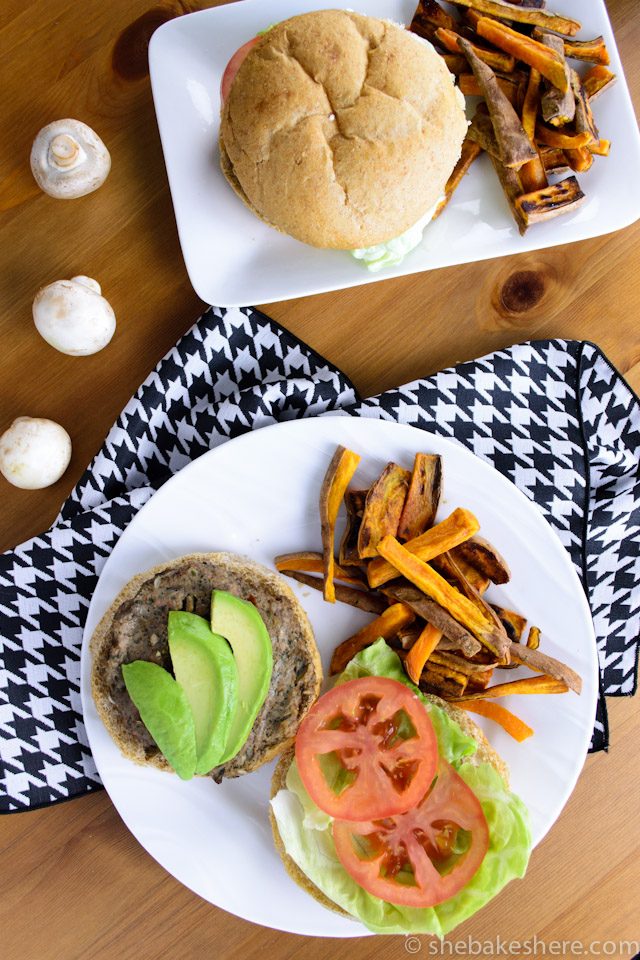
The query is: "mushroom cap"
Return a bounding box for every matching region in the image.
[33,276,116,356]
[0,417,72,490]
[30,119,111,199]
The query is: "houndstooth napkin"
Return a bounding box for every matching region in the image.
[1,307,638,813]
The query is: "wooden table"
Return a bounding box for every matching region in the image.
[1,2,638,957]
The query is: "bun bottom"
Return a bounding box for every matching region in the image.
[269,695,509,922]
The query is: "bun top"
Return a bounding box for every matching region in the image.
[220,10,467,249]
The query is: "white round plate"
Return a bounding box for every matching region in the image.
[81,417,598,937]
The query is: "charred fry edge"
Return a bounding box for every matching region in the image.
[515,175,586,227]
[448,0,581,36]
[357,462,411,559]
[434,138,483,218]
[397,453,443,541]
[320,446,361,603]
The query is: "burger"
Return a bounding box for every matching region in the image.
[270,639,531,935]
[91,552,322,781]
[219,10,467,270]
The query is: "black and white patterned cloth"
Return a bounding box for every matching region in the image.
[0,307,638,813]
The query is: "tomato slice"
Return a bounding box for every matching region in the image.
[332,759,489,908]
[295,677,438,820]
[220,36,260,104]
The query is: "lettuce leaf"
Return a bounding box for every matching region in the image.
[270,640,532,936]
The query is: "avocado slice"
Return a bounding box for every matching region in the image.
[168,611,239,775]
[210,590,273,764]
[121,660,197,780]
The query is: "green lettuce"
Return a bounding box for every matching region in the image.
[270,640,532,936]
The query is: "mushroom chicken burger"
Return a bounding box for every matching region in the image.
[219,10,467,269]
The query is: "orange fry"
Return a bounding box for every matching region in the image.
[274,552,363,585]
[476,17,568,92]
[405,624,443,685]
[448,0,581,36]
[535,125,593,150]
[368,507,480,588]
[436,27,515,72]
[329,603,415,675]
[320,446,361,603]
[377,536,509,657]
[457,700,534,742]
[453,674,569,701]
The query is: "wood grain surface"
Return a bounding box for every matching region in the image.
[1,1,638,958]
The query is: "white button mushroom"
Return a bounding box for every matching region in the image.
[30,119,111,199]
[33,276,116,356]
[0,418,72,490]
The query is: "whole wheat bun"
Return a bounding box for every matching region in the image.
[269,694,509,919]
[219,10,467,248]
[90,552,322,780]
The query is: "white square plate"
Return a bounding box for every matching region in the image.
[149,0,640,306]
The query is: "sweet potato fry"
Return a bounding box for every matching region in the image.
[458,39,537,169]
[434,138,483,218]
[438,27,516,72]
[555,35,611,66]
[582,65,617,101]
[458,72,521,105]
[520,150,548,193]
[526,625,541,649]
[540,146,570,174]
[443,54,469,75]
[457,700,534,741]
[521,67,542,142]
[384,583,482,657]
[320,446,361,603]
[453,674,569,701]
[451,535,511,584]
[339,488,368,566]
[358,463,411,559]
[467,111,500,159]
[491,605,527,642]
[420,667,468,699]
[405,623,443,684]
[535,125,593,149]
[487,150,527,234]
[572,69,599,145]
[539,33,575,127]
[397,453,442,541]
[413,0,457,30]
[275,551,364,585]
[565,147,594,173]
[430,650,495,678]
[441,554,490,594]
[281,570,388,615]
[377,536,510,658]
[368,507,480,588]
[330,603,415,674]
[476,18,569,92]
[449,0,581,36]
[515,175,586,227]
[509,642,582,693]
[588,139,611,157]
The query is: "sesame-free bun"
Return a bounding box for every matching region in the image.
[219,10,467,249]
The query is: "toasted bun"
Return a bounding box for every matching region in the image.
[219,10,467,248]
[91,552,322,779]
[269,694,508,919]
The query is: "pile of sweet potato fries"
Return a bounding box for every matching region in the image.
[411,0,616,233]
[275,445,582,743]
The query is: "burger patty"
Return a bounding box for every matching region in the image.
[101,556,321,779]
